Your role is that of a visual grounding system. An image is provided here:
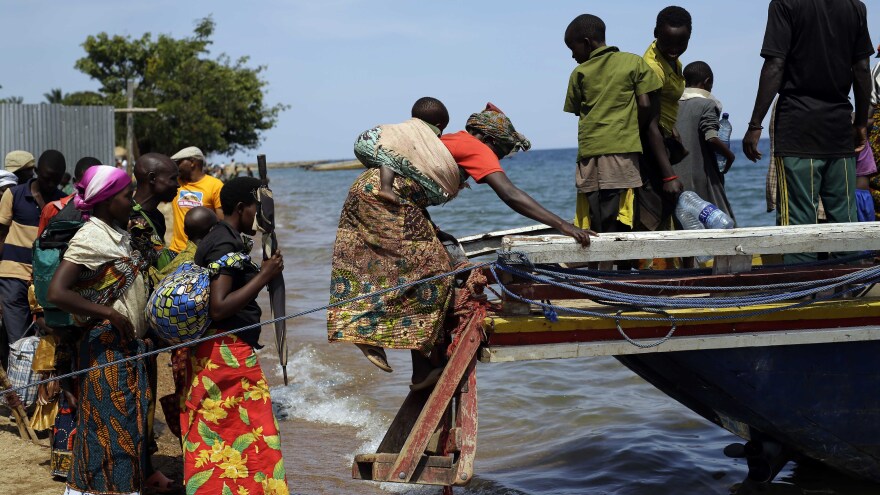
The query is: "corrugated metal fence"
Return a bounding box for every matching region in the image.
[0,104,116,174]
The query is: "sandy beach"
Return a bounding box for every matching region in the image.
[0,353,184,495]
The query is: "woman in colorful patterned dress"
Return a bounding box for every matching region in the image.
[328,100,593,388]
[868,45,880,218]
[181,177,288,495]
[48,165,151,495]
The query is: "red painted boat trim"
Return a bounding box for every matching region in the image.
[486,316,880,346]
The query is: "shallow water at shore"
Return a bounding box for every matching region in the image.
[261,142,880,494]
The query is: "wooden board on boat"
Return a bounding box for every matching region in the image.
[501,223,880,264]
[459,224,555,258]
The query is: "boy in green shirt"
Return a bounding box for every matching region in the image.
[564,14,681,234]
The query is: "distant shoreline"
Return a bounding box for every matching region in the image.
[244,138,771,172]
[242,159,363,171]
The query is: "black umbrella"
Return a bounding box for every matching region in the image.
[256,154,289,385]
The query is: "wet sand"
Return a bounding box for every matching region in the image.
[0,353,184,494]
[0,341,401,495]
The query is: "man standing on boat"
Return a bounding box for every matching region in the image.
[743,0,873,263]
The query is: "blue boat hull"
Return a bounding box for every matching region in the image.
[616,340,880,482]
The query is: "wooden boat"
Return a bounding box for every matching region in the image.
[352,223,880,492]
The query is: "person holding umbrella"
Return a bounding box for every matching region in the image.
[181,176,289,494]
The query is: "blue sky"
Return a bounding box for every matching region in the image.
[3,1,879,162]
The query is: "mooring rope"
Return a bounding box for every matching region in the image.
[4,250,877,398]
[489,253,880,324]
[494,261,880,309]
[0,261,492,397]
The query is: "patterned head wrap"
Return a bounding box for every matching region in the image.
[0,171,17,188]
[74,165,132,211]
[465,102,531,154]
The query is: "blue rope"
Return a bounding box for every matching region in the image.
[532,266,866,292]
[488,263,875,323]
[528,250,875,278]
[494,262,880,309]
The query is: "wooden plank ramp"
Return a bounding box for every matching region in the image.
[352,296,483,490]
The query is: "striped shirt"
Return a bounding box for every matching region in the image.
[0,179,65,280]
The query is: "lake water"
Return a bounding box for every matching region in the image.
[260,140,880,494]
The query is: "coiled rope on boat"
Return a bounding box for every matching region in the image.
[492,251,880,346]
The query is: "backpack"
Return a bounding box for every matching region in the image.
[33,201,86,328]
[146,252,254,345]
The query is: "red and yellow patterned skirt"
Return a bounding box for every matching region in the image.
[180,335,289,495]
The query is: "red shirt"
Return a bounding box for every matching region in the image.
[440,131,503,182]
[37,194,73,236]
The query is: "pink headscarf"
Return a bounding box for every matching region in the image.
[73,165,132,211]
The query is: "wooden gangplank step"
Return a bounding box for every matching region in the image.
[353,453,457,486]
[350,294,483,489]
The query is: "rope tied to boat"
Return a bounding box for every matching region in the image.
[3,250,877,398]
[446,268,494,359]
[614,309,678,348]
[0,261,493,398]
[490,251,880,323]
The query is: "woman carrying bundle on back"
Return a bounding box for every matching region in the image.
[47,165,152,495]
[328,99,593,389]
[179,176,289,495]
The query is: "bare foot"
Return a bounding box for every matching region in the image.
[356,344,393,372]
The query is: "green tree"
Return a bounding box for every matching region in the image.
[43,88,64,103]
[73,17,286,156]
[61,91,106,106]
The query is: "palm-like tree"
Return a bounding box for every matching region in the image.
[43,88,64,104]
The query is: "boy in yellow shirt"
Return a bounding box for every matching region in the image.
[638,6,692,234]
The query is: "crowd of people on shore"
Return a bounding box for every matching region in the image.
[0,146,288,494]
[0,1,877,495]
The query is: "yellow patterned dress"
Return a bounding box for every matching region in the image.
[868,105,880,219]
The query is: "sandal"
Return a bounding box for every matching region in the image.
[409,367,443,392]
[356,344,393,373]
[144,470,183,495]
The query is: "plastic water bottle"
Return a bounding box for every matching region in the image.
[715,113,732,170]
[676,191,735,263]
[676,191,734,230]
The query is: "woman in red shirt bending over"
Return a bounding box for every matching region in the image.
[329,100,593,389]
